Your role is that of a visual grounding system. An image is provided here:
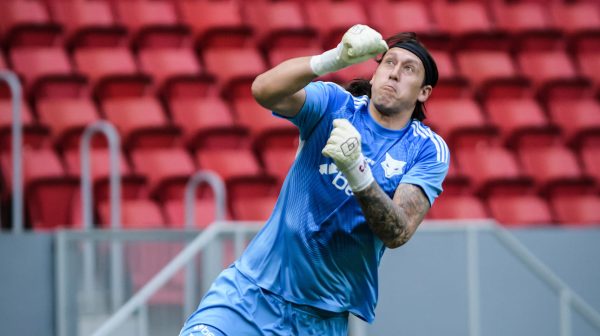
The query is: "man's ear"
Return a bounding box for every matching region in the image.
[417,85,433,103]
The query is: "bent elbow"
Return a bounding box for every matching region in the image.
[251,75,272,108]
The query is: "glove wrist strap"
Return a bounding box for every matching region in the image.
[343,154,374,193]
[310,44,346,76]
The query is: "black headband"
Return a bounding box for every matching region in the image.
[392,41,438,87]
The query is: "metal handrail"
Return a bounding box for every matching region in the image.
[0,71,23,233]
[80,121,123,311]
[183,171,227,316]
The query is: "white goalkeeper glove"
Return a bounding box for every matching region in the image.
[322,119,374,192]
[310,24,389,76]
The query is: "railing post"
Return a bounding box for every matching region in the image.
[467,225,481,336]
[0,71,24,233]
[80,121,123,311]
[183,171,226,317]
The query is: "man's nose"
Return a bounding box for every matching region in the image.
[388,66,400,81]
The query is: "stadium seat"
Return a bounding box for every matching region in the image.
[332,60,379,85]
[228,178,279,221]
[63,147,145,202]
[8,46,86,98]
[487,194,554,227]
[0,147,78,229]
[0,0,61,46]
[546,98,600,146]
[0,99,49,151]
[304,0,370,49]
[549,2,600,35]
[517,145,594,195]
[232,97,298,143]
[424,97,497,148]
[138,47,213,96]
[580,145,600,184]
[164,198,228,229]
[267,46,323,68]
[431,1,494,36]
[101,96,180,149]
[113,0,187,48]
[48,0,126,48]
[130,147,196,201]
[36,97,100,149]
[428,194,489,220]
[99,198,166,229]
[574,34,600,86]
[232,194,277,221]
[551,195,600,226]
[169,96,242,147]
[368,1,436,38]
[491,1,557,35]
[517,50,581,89]
[456,50,522,87]
[177,0,252,48]
[429,50,461,82]
[202,47,267,98]
[74,47,151,98]
[244,1,316,50]
[483,96,559,147]
[456,145,533,196]
[195,147,263,182]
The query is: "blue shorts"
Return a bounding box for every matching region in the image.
[179,266,349,336]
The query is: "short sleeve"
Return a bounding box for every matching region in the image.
[273,81,344,140]
[400,140,450,206]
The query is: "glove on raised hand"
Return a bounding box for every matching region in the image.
[310,24,389,76]
[322,119,374,192]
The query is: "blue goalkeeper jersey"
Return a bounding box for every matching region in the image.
[235,81,450,322]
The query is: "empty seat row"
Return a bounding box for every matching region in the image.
[1,0,600,50]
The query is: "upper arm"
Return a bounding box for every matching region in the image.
[392,183,430,238]
[269,89,306,118]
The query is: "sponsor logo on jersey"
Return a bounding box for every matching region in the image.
[193,324,216,336]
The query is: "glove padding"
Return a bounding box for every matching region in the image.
[322,119,374,192]
[310,24,389,76]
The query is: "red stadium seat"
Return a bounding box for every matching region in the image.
[551,195,600,226]
[432,1,494,36]
[36,97,100,149]
[429,50,461,82]
[517,50,580,89]
[232,194,277,221]
[0,99,49,151]
[169,96,241,147]
[99,199,166,229]
[487,195,554,227]
[228,178,279,221]
[424,97,497,148]
[138,47,213,96]
[8,47,85,97]
[48,0,126,47]
[74,47,151,98]
[101,96,180,149]
[177,0,252,48]
[232,97,297,142]
[0,147,78,229]
[195,148,263,182]
[244,1,315,50]
[518,145,594,195]
[576,50,600,87]
[202,47,267,98]
[260,146,297,186]
[546,98,600,146]
[456,50,522,87]
[428,194,489,220]
[164,198,229,229]
[484,97,558,147]
[580,145,600,184]
[491,1,557,35]
[0,0,60,46]
[456,145,533,196]
[113,0,186,48]
[368,1,436,38]
[304,1,369,49]
[333,60,379,85]
[268,46,323,68]
[549,2,600,35]
[130,147,196,200]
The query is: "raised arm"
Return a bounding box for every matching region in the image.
[251,24,388,118]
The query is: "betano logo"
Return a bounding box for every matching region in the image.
[193,324,216,336]
[319,156,376,196]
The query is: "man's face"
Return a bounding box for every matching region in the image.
[370,48,432,117]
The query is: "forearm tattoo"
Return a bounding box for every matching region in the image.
[355,182,429,248]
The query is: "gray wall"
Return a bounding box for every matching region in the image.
[0,233,54,336]
[371,226,600,336]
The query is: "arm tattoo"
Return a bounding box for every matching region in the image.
[354,182,430,248]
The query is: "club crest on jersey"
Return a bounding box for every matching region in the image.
[381,153,406,178]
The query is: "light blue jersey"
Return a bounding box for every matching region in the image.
[235,81,450,323]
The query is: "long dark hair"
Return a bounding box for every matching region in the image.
[344,32,431,121]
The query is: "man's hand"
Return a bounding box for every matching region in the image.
[322,119,374,192]
[310,24,389,76]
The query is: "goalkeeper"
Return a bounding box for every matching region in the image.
[180,25,449,336]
